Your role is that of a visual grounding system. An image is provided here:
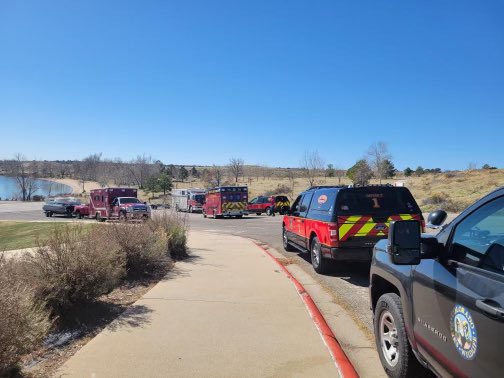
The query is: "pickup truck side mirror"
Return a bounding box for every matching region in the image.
[388,220,421,265]
[427,210,447,229]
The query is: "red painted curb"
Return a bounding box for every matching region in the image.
[253,241,359,378]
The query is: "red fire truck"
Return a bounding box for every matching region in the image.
[202,186,248,219]
[89,187,150,221]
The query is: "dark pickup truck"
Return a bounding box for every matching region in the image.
[370,187,504,378]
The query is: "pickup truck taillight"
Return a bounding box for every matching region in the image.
[328,222,339,242]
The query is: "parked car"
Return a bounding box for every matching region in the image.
[370,187,504,377]
[43,198,82,217]
[73,203,90,219]
[282,185,423,273]
[247,195,291,215]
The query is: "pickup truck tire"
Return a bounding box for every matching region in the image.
[311,237,327,274]
[282,228,295,252]
[75,211,82,219]
[265,207,272,216]
[374,293,424,378]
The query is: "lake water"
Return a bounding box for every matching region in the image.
[0,176,73,200]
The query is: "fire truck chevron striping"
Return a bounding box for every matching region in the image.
[338,214,422,242]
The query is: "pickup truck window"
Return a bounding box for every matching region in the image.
[451,196,504,275]
[299,192,313,217]
[291,195,302,215]
[336,188,420,214]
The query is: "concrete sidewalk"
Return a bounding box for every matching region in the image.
[56,231,337,377]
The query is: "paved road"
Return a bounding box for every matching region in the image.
[0,201,75,222]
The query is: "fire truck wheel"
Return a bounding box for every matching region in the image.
[311,237,328,274]
[119,211,127,221]
[189,206,193,213]
[203,210,207,218]
[283,228,295,252]
[75,212,82,219]
[256,213,261,216]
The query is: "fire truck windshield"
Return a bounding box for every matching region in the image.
[194,194,205,203]
[119,198,141,204]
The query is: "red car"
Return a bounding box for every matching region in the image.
[247,195,290,215]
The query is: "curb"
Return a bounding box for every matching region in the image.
[253,241,359,378]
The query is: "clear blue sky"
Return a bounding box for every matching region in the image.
[1,0,503,170]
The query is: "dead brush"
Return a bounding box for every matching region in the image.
[104,222,173,278]
[0,254,51,375]
[26,225,125,315]
[148,211,189,260]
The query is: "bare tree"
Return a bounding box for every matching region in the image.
[128,154,157,188]
[8,154,40,201]
[366,142,391,184]
[212,164,224,186]
[301,151,325,186]
[228,158,244,183]
[334,166,346,184]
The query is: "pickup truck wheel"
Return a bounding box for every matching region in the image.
[75,212,82,219]
[282,228,295,252]
[119,211,127,221]
[45,211,51,217]
[311,237,327,274]
[375,293,424,378]
[265,207,271,216]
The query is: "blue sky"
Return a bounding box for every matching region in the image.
[0,0,503,170]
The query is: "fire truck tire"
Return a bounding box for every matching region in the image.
[282,228,295,252]
[75,212,82,219]
[203,210,207,218]
[119,211,127,221]
[256,213,261,216]
[235,215,243,219]
[311,237,328,274]
[189,206,193,213]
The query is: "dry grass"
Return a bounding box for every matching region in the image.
[173,169,504,212]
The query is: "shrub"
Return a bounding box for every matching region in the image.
[0,256,51,375]
[264,184,291,196]
[26,225,125,314]
[148,212,188,260]
[106,222,172,277]
[422,193,467,213]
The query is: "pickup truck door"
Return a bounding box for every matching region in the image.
[285,195,303,247]
[412,195,504,378]
[298,191,314,250]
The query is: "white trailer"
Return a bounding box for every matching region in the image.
[171,188,206,212]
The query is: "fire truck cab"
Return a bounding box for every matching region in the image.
[89,187,150,221]
[171,188,206,213]
[203,186,248,219]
